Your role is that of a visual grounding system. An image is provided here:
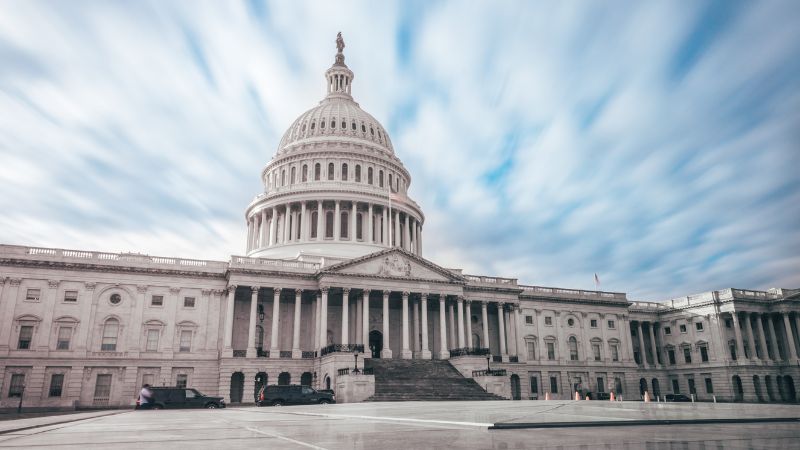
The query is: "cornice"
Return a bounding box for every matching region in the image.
[520,294,631,308]
[247,188,425,220]
[0,258,227,280]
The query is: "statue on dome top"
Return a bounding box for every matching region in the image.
[336,32,345,54]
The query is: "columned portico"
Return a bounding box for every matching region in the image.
[401,291,412,359]
[381,290,392,359]
[438,295,450,359]
[246,286,259,358]
[420,294,432,359]
[269,287,281,358]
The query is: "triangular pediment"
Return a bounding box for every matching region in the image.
[321,248,465,283]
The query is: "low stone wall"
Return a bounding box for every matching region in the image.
[335,373,375,403]
[474,375,510,399]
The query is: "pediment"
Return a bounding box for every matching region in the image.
[322,249,464,283]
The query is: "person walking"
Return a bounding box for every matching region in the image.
[138,384,154,409]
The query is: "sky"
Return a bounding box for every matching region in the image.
[1,1,798,301]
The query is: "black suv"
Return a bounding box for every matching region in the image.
[256,385,335,406]
[136,387,226,409]
[664,394,692,402]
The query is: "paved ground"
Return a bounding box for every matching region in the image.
[0,401,798,449]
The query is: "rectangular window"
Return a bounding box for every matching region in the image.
[705,377,714,393]
[146,329,160,352]
[671,379,680,394]
[549,376,558,394]
[679,324,687,333]
[611,344,619,362]
[526,341,536,360]
[94,374,112,400]
[18,325,33,349]
[142,374,155,387]
[615,377,623,394]
[683,347,692,363]
[151,295,164,306]
[544,317,552,326]
[49,374,64,397]
[179,330,192,352]
[725,319,732,328]
[25,288,41,301]
[688,378,697,395]
[525,315,533,325]
[590,319,598,328]
[183,297,195,308]
[8,374,25,397]
[607,320,615,329]
[101,322,118,351]
[695,322,704,331]
[700,346,709,362]
[529,377,538,394]
[596,377,605,393]
[64,290,78,302]
[668,349,676,365]
[592,344,601,361]
[664,326,671,335]
[547,342,555,360]
[176,374,188,389]
[56,327,72,350]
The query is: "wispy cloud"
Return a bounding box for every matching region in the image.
[0,0,798,300]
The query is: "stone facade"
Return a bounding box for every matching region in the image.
[1,36,798,408]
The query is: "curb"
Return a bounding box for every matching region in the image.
[489,417,800,429]
[0,410,129,435]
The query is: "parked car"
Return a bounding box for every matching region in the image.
[595,392,611,400]
[256,385,335,406]
[664,394,692,402]
[136,387,225,409]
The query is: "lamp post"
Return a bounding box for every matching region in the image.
[17,384,25,414]
[486,355,490,373]
[353,349,360,374]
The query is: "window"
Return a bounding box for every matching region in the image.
[597,377,605,393]
[109,293,121,305]
[664,326,671,335]
[302,165,308,182]
[351,121,356,130]
[668,349,676,365]
[330,119,335,129]
[25,289,41,301]
[704,377,714,393]
[94,374,112,400]
[695,322,704,331]
[700,346,709,362]
[592,343,601,361]
[361,123,366,132]
[64,291,78,302]
[151,295,163,306]
[590,319,598,328]
[688,378,697,395]
[530,377,539,395]
[325,212,334,238]
[176,374,188,389]
[281,170,286,186]
[367,167,373,184]
[671,379,680,394]
[567,318,575,327]
[183,297,195,308]
[8,374,25,397]
[611,344,619,362]
[544,316,552,326]
[56,327,72,350]
[568,337,578,361]
[179,330,192,352]
[614,377,623,394]
[290,167,296,184]
[342,163,348,181]
[679,324,687,333]
[146,329,159,351]
[49,374,64,397]
[18,326,33,349]
[356,213,363,240]
[340,212,349,238]
[379,170,384,187]
[101,319,119,351]
[549,376,559,394]
[683,347,692,363]
[526,341,536,360]
[725,319,732,328]
[311,211,318,238]
[355,165,361,182]
[314,163,321,181]
[607,320,615,329]
[547,342,555,360]
[525,315,533,325]
[327,163,334,180]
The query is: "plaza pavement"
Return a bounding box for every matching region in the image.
[0,401,797,449]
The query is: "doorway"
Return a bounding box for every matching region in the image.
[511,374,521,400]
[230,372,244,403]
[255,372,267,402]
[369,330,383,358]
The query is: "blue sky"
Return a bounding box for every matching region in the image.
[0,1,798,301]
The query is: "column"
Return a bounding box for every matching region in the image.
[438,295,449,359]
[351,202,357,241]
[382,290,392,358]
[246,286,259,358]
[292,289,302,358]
[319,288,329,349]
[648,323,659,366]
[368,203,374,244]
[755,313,769,360]
[334,201,341,241]
[245,217,252,251]
[355,292,363,345]
[783,313,797,360]
[282,206,290,243]
[744,313,757,360]
[260,209,268,248]
[401,292,412,359]
[270,207,278,245]
[341,288,350,345]
[223,286,236,354]
[417,223,422,255]
[300,201,307,242]
[506,307,517,358]
[362,290,370,349]
[766,314,780,360]
[403,214,411,251]
[316,201,323,241]
[413,297,420,353]
[411,218,417,254]
[481,301,489,350]
[636,322,647,367]
[269,287,281,358]
[448,300,456,349]
[513,305,523,361]
[456,296,465,348]
[420,294,431,359]
[382,207,388,246]
[497,303,508,359]
[394,210,401,247]
[731,313,745,361]
[313,292,321,352]
[465,300,473,348]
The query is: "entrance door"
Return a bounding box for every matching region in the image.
[369,330,383,358]
[230,372,244,403]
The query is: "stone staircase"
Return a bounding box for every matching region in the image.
[364,359,505,401]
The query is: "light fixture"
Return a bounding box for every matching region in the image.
[257,304,265,322]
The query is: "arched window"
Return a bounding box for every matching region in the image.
[311,211,318,238]
[325,212,334,238]
[340,211,349,238]
[379,170,384,187]
[101,318,119,351]
[328,163,335,181]
[591,338,602,361]
[310,121,315,130]
[389,173,393,188]
[320,119,325,129]
[356,213,363,240]
[351,121,356,131]
[302,165,308,182]
[278,372,291,386]
[330,118,336,129]
[314,163,321,181]
[361,123,366,133]
[355,165,361,182]
[342,163,348,181]
[367,167,373,184]
[290,167,296,184]
[281,170,286,186]
[568,336,578,361]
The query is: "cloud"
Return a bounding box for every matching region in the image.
[0,1,798,301]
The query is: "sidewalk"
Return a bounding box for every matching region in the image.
[0,410,128,434]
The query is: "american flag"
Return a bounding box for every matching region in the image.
[594,273,600,288]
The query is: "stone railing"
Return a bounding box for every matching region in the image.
[279,351,293,359]
[90,351,126,357]
[472,369,507,377]
[232,350,247,358]
[449,347,490,357]
[492,355,503,362]
[320,343,364,357]
[339,367,374,376]
[464,275,518,286]
[509,356,519,363]
[520,284,627,302]
[629,301,672,311]
[301,351,317,359]
[230,256,320,272]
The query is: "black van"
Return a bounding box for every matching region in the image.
[256,385,335,406]
[136,387,226,409]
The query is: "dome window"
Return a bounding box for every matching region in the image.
[331,119,336,129]
[341,120,346,129]
[327,163,334,181]
[352,121,356,131]
[314,163,321,181]
[290,167,296,184]
[301,123,306,132]
[379,170,384,188]
[367,167,373,185]
[361,124,366,133]
[311,122,315,130]
[370,127,374,136]
[302,165,308,182]
[355,165,361,182]
[342,163,348,181]
[321,120,325,129]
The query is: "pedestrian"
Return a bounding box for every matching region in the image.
[138,383,154,410]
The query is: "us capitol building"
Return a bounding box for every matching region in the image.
[1,36,798,409]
